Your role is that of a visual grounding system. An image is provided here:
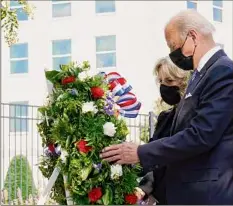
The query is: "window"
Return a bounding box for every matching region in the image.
[213,0,223,22]
[213,0,223,7]
[10,43,28,74]
[52,39,71,70]
[95,1,115,13]
[96,35,116,68]
[187,1,197,9]
[9,102,29,132]
[216,43,224,49]
[10,0,28,21]
[52,0,71,18]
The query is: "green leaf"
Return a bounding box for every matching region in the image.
[96,199,103,204]
[66,136,72,149]
[80,164,93,181]
[102,186,113,205]
[73,188,86,196]
[45,70,60,83]
[74,195,89,204]
[37,107,46,115]
[60,64,69,72]
[82,61,90,70]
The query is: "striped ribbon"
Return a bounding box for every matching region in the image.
[99,72,141,118]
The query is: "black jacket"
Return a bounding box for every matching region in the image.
[139,107,176,204]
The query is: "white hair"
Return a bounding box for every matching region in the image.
[167,9,216,40]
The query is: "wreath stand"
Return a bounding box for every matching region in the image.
[37,166,74,205]
[38,112,74,205]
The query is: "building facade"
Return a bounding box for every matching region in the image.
[1,0,232,191]
[2,0,233,113]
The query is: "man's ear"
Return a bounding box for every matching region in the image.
[189,30,198,45]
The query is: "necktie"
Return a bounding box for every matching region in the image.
[191,70,199,81]
[185,70,200,93]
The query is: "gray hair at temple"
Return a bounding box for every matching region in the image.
[167,9,216,41]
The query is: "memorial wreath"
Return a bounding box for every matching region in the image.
[37,61,142,205]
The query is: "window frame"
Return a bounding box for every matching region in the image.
[186,0,198,10]
[10,43,29,74]
[52,0,72,18]
[10,1,28,21]
[52,39,72,71]
[95,35,116,70]
[213,0,223,22]
[95,0,116,15]
[9,101,29,133]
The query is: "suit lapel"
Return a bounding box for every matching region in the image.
[170,50,227,135]
[187,49,226,94]
[186,69,206,94]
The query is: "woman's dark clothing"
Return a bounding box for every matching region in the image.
[139,107,176,205]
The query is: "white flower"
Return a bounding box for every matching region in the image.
[79,70,96,81]
[82,102,98,114]
[103,122,116,137]
[55,145,61,155]
[78,72,88,81]
[60,149,68,163]
[111,164,123,180]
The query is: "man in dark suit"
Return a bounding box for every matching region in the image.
[100,10,233,204]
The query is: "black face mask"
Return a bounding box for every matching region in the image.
[169,35,196,71]
[160,84,181,105]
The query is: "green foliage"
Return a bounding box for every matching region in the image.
[1,0,35,46]
[4,155,37,201]
[38,156,67,205]
[38,61,140,205]
[1,188,58,205]
[139,124,150,143]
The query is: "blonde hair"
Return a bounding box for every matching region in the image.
[153,56,189,95]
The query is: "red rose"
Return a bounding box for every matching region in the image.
[48,143,55,153]
[76,139,92,153]
[91,87,104,99]
[88,187,102,203]
[61,76,76,85]
[125,194,138,205]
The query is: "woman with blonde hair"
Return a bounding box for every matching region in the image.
[135,57,189,205]
[155,56,188,105]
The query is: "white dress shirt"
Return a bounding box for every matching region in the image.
[197,45,221,72]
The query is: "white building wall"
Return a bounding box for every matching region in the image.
[2,1,232,112]
[1,0,232,190]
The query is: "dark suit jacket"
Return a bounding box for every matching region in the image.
[150,108,176,143]
[138,50,233,204]
[139,108,176,204]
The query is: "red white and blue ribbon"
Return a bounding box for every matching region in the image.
[99,72,141,118]
[106,72,132,95]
